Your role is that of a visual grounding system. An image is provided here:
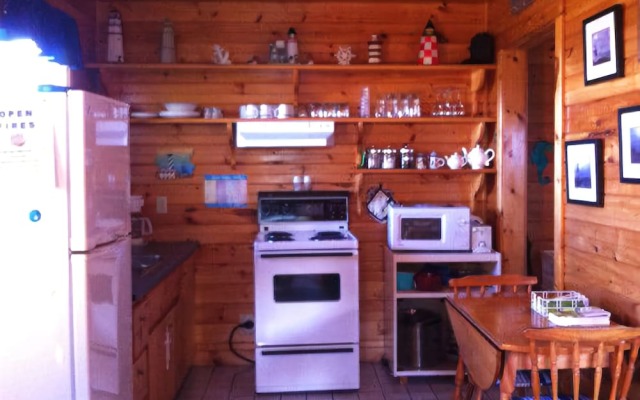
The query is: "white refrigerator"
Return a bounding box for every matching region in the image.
[0,90,133,399]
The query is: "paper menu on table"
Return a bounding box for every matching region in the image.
[547,306,611,326]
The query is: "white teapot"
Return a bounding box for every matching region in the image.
[445,152,467,170]
[463,145,495,170]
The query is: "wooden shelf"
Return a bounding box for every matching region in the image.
[130,116,496,125]
[87,62,496,73]
[356,168,497,175]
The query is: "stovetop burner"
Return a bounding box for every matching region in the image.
[265,231,294,242]
[255,229,358,251]
[310,231,347,241]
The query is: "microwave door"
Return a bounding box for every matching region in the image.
[402,217,442,241]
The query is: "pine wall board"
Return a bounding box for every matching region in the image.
[527,37,555,285]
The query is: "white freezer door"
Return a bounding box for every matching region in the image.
[64,90,130,251]
[0,191,73,399]
[71,237,132,400]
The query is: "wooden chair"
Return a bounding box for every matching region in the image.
[448,274,539,400]
[449,273,538,298]
[515,325,640,400]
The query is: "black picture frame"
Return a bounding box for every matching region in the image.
[565,139,603,207]
[583,4,624,85]
[617,105,640,183]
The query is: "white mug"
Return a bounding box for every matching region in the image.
[429,156,446,169]
[259,104,276,118]
[293,175,303,191]
[274,104,294,119]
[239,104,259,119]
[203,107,223,119]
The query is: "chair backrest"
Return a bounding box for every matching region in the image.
[448,274,538,298]
[522,326,640,400]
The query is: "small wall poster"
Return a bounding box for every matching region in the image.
[204,174,247,208]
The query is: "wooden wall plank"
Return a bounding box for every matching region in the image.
[527,37,555,284]
[496,49,528,274]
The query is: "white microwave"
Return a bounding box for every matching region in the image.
[387,203,471,251]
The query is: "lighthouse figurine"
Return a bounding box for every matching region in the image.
[107,9,124,63]
[418,19,439,65]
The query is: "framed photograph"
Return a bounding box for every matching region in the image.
[617,106,640,183]
[565,139,603,207]
[583,4,623,85]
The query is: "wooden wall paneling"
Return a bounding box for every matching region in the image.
[88,0,498,366]
[559,0,640,307]
[496,49,528,275]
[553,14,565,291]
[563,247,640,301]
[93,1,487,65]
[97,67,296,115]
[488,0,562,50]
[488,0,558,278]
[527,37,555,284]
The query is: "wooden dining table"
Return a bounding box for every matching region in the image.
[444,293,557,400]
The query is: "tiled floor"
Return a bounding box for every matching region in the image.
[176,362,500,400]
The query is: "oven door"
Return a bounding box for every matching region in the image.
[254,249,359,346]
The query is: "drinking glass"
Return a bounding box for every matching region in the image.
[441,89,453,116]
[453,89,465,116]
[375,98,387,118]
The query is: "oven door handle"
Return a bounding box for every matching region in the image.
[260,347,354,356]
[259,252,355,259]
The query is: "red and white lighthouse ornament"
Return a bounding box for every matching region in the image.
[418,19,439,65]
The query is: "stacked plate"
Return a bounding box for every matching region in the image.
[159,102,200,118]
[131,111,159,119]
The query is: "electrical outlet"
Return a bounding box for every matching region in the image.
[239,314,254,333]
[156,196,167,214]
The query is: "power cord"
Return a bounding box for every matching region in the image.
[228,320,255,364]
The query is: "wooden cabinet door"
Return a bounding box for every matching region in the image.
[148,305,178,400]
[175,259,195,384]
[132,350,149,400]
[132,298,149,361]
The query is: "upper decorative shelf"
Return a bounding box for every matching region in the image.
[86,63,496,73]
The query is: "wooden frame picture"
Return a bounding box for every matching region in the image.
[617,105,640,183]
[583,4,623,85]
[565,139,603,207]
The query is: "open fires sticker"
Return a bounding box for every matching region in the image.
[0,107,36,158]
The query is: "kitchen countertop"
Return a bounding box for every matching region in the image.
[131,240,199,302]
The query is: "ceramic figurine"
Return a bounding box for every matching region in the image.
[335,46,356,65]
[160,19,176,63]
[212,44,231,64]
[107,9,124,63]
[418,19,439,65]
